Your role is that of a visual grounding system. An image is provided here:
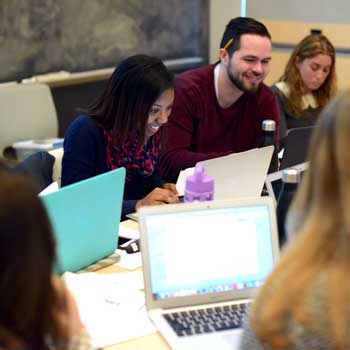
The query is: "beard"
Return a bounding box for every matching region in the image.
[226,63,260,93]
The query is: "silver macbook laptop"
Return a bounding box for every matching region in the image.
[265,162,308,205]
[200,146,274,200]
[139,197,279,350]
[176,146,274,200]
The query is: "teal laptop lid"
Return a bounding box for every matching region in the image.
[41,168,125,274]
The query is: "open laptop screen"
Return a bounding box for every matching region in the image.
[144,203,276,301]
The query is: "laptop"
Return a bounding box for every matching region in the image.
[139,197,279,350]
[41,167,125,274]
[265,162,308,205]
[280,126,315,169]
[176,146,274,200]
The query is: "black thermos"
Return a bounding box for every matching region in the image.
[259,119,279,173]
[276,168,300,248]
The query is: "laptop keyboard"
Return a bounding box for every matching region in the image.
[163,302,251,337]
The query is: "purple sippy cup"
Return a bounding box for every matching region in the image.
[184,163,214,202]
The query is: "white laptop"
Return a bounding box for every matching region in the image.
[176,146,274,200]
[138,197,279,350]
[265,162,308,205]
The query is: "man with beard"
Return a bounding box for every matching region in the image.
[160,17,279,182]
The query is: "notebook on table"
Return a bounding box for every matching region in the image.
[41,167,125,274]
[265,162,308,205]
[138,197,279,350]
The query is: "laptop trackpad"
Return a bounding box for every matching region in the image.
[221,329,243,348]
[177,330,243,350]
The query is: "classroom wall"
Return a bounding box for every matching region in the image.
[209,0,242,63]
[247,0,350,23]
[247,0,350,91]
[0,0,209,83]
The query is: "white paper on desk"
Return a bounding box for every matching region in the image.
[176,146,273,200]
[39,181,59,196]
[115,249,142,270]
[278,148,284,159]
[118,224,140,240]
[63,271,155,348]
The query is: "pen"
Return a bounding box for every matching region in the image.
[223,38,234,51]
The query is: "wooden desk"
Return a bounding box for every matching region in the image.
[96,220,170,350]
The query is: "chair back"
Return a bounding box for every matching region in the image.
[0,83,58,157]
[49,147,64,187]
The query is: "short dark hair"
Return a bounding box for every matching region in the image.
[87,54,174,148]
[220,17,271,56]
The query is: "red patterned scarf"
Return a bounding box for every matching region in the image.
[104,130,160,183]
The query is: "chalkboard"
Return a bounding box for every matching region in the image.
[0,0,208,83]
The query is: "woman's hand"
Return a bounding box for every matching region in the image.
[161,182,179,195]
[135,186,179,211]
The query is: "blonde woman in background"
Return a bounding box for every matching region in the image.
[240,90,350,349]
[272,33,337,146]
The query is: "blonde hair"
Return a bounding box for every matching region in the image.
[249,90,350,349]
[280,34,337,117]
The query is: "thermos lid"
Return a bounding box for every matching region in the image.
[282,168,301,183]
[262,119,276,131]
